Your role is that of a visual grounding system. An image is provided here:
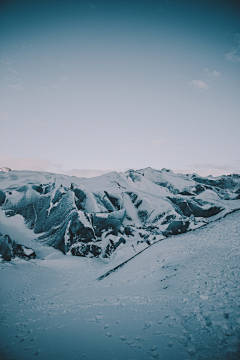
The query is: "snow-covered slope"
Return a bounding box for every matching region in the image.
[0,210,239,360]
[0,168,240,260]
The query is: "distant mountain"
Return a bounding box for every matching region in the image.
[0,168,240,260]
[0,167,11,172]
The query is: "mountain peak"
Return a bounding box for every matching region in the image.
[0,167,11,172]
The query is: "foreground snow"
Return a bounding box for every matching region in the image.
[0,210,240,360]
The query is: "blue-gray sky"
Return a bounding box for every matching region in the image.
[1,0,240,176]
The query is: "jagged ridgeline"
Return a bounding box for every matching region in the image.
[0,168,240,258]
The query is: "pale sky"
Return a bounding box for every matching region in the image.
[1,0,240,177]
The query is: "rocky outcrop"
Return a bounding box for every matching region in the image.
[191,174,239,190]
[168,197,223,218]
[0,233,36,261]
[71,242,102,257]
[13,244,36,260]
[70,236,126,258]
[64,209,126,256]
[163,220,190,236]
[92,209,126,237]
[0,190,5,205]
[0,234,14,261]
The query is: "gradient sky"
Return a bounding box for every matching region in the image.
[1,0,240,176]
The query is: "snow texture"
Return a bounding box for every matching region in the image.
[0,210,239,359]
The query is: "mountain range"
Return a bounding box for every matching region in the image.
[0,167,240,261]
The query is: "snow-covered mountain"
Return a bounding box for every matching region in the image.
[0,167,240,261]
[0,168,240,360]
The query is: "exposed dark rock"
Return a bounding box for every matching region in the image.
[71,242,102,257]
[135,200,142,209]
[162,168,172,172]
[15,185,28,193]
[168,198,192,217]
[97,192,115,212]
[32,185,43,194]
[156,182,177,194]
[74,188,86,201]
[0,234,14,261]
[189,202,223,217]
[33,195,52,233]
[127,171,141,182]
[155,181,168,188]
[68,213,95,244]
[169,197,223,218]
[2,186,39,229]
[104,191,121,210]
[194,184,207,195]
[0,233,36,261]
[104,237,126,258]
[125,226,134,236]
[74,188,86,210]
[92,209,126,237]
[52,188,67,205]
[166,200,184,216]
[0,190,6,205]
[126,192,138,203]
[178,190,194,196]
[70,236,126,258]
[137,210,148,223]
[192,174,237,190]
[5,210,16,217]
[152,212,166,223]
[161,214,176,225]
[43,183,55,194]
[146,225,161,235]
[13,244,36,260]
[164,220,190,236]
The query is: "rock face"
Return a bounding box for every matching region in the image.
[0,234,14,261]
[70,236,126,258]
[0,168,239,259]
[13,244,36,260]
[92,209,126,237]
[168,197,223,218]
[0,233,36,261]
[164,220,190,236]
[0,190,5,206]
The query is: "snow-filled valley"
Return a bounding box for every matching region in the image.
[0,168,240,359]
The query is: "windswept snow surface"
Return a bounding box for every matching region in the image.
[1,210,240,360]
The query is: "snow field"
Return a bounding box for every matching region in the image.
[0,211,240,360]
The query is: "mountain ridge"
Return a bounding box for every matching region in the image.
[0,167,240,261]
